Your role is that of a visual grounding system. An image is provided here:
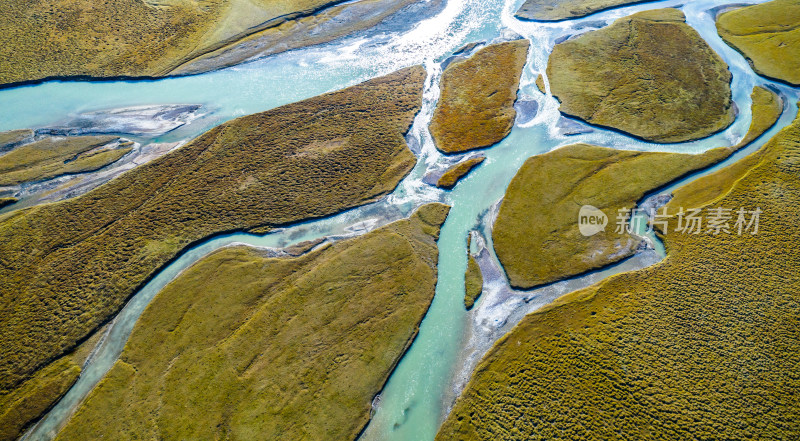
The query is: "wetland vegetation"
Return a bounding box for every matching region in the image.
[429,41,529,153]
[515,0,648,21]
[2,1,799,439]
[734,86,784,149]
[0,326,106,441]
[464,255,483,310]
[0,129,33,152]
[716,0,800,86]
[493,142,735,289]
[492,86,780,290]
[0,0,389,85]
[54,203,449,441]
[544,9,735,143]
[437,157,485,189]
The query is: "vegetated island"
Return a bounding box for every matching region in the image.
[53,203,449,441]
[716,0,800,86]
[515,0,648,21]
[0,198,16,209]
[544,9,735,143]
[493,144,719,289]
[0,0,425,86]
[437,156,485,189]
[492,86,780,289]
[0,135,130,186]
[0,66,425,441]
[439,101,800,440]
[0,325,107,441]
[171,0,437,76]
[0,129,34,153]
[429,40,530,153]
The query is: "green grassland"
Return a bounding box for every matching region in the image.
[0,66,424,419]
[734,86,784,149]
[492,86,778,289]
[0,325,106,441]
[437,157,485,189]
[464,255,483,310]
[0,0,360,85]
[0,360,79,441]
[55,203,449,440]
[515,0,646,21]
[658,87,781,212]
[438,104,800,440]
[717,0,800,86]
[545,9,735,143]
[492,144,729,289]
[0,135,128,186]
[429,40,529,153]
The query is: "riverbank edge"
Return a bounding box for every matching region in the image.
[0,0,432,91]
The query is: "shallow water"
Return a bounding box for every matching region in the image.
[9,0,799,439]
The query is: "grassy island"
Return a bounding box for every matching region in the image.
[464,255,484,310]
[429,40,529,153]
[0,66,425,438]
[439,104,800,440]
[515,0,646,21]
[437,157,485,189]
[492,86,779,289]
[493,144,725,289]
[734,86,784,149]
[717,0,800,86]
[55,204,449,441]
[545,9,735,143]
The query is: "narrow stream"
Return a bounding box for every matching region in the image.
[7,0,798,439]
